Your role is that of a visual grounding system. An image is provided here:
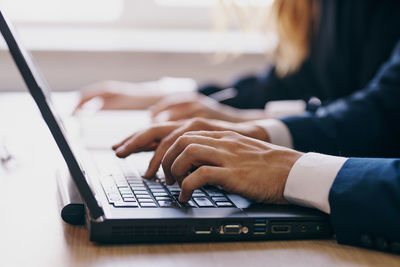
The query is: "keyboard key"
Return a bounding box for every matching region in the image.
[134,190,149,195]
[136,195,152,199]
[123,197,137,202]
[192,192,206,197]
[155,196,172,200]
[140,203,157,207]
[194,197,214,207]
[138,199,155,203]
[216,201,233,207]
[207,192,224,197]
[153,192,169,197]
[149,188,166,193]
[168,188,181,192]
[114,202,138,207]
[148,184,164,188]
[121,193,134,197]
[130,186,146,190]
[119,188,132,193]
[126,177,142,181]
[158,201,178,207]
[212,197,229,202]
[187,200,197,207]
[106,193,122,203]
[129,183,145,188]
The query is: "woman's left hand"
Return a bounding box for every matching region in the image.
[161,130,303,204]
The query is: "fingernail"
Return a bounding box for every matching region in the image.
[178,193,184,202]
[115,147,125,157]
[144,169,152,179]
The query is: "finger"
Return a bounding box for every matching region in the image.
[112,133,137,150]
[179,166,226,202]
[170,144,225,181]
[114,124,178,158]
[73,91,108,113]
[161,135,223,185]
[144,119,211,178]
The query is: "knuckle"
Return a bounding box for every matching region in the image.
[225,130,239,136]
[170,164,180,178]
[188,117,206,128]
[175,135,190,148]
[195,166,210,177]
[184,143,198,155]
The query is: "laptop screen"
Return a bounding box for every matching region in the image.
[0,11,104,219]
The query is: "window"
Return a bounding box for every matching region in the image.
[0,0,272,29]
[0,0,124,23]
[0,0,215,28]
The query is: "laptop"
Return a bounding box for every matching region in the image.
[0,11,332,243]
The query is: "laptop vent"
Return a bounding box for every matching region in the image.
[112,224,189,238]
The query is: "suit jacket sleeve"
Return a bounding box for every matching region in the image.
[198,63,318,109]
[330,158,400,251]
[281,40,400,158]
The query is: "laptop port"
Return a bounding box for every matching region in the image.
[271,225,292,234]
[219,224,244,235]
[253,226,267,235]
[254,218,267,225]
[193,225,212,235]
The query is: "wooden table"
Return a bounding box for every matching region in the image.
[1,93,399,267]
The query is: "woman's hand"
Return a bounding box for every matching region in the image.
[74,80,167,113]
[162,131,303,204]
[112,118,270,178]
[150,93,269,123]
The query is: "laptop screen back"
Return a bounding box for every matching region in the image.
[0,11,104,219]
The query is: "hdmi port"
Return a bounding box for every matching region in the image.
[271,225,292,234]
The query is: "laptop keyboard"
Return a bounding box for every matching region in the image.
[98,153,236,208]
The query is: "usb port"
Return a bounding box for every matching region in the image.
[193,225,212,235]
[253,226,266,235]
[254,218,267,224]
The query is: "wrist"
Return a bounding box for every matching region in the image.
[262,149,303,204]
[279,150,303,203]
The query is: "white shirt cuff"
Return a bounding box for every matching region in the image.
[254,119,293,148]
[284,152,348,214]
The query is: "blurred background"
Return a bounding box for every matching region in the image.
[0,0,274,92]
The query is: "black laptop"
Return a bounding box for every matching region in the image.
[0,11,332,243]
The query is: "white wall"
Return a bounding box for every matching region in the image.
[0,49,267,92]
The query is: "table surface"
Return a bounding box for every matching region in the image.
[1,92,400,267]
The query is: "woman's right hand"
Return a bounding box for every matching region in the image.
[112,118,270,179]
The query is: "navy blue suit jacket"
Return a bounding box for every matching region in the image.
[281,41,400,252]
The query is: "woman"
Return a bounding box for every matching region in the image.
[75,0,400,123]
